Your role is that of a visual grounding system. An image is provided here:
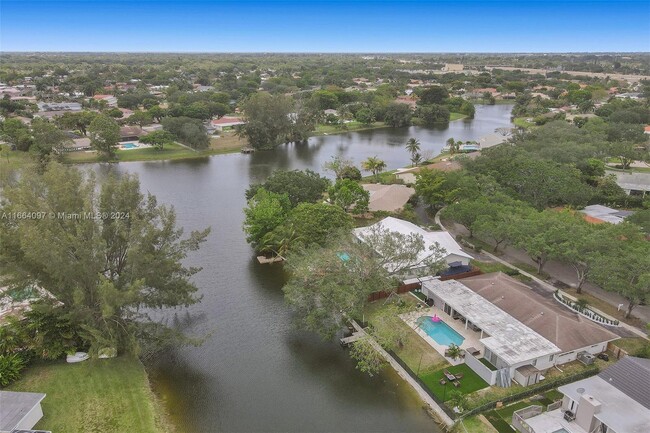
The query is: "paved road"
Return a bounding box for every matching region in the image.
[435,211,650,327]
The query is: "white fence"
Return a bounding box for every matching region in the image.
[464,352,497,385]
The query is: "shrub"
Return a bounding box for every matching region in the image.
[0,353,27,386]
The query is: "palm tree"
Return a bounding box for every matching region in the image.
[410,152,422,167]
[361,156,387,182]
[447,390,468,413]
[405,138,421,165]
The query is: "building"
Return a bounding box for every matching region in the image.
[362,184,414,212]
[442,63,464,72]
[0,391,47,433]
[420,273,618,387]
[36,102,82,112]
[92,94,118,107]
[210,116,245,132]
[353,217,472,276]
[119,126,145,141]
[580,204,634,224]
[514,356,650,433]
[609,171,650,196]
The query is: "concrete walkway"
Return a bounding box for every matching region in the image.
[350,320,455,428]
[434,209,649,338]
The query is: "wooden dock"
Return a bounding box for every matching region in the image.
[241,147,255,154]
[339,332,363,347]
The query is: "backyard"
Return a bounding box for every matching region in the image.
[6,356,171,433]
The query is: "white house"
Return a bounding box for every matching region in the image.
[421,273,618,387]
[0,391,47,433]
[210,116,246,132]
[353,217,472,275]
[514,356,650,433]
[92,94,118,107]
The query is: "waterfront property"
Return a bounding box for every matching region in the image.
[418,273,618,387]
[514,356,650,433]
[210,116,246,132]
[362,184,414,212]
[353,217,472,277]
[0,391,46,433]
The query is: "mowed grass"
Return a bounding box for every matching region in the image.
[7,356,171,433]
[420,363,489,401]
[364,296,448,375]
[313,121,388,135]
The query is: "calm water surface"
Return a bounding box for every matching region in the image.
[94,105,513,433]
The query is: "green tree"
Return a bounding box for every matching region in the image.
[361,156,387,182]
[513,210,576,274]
[418,104,451,126]
[30,118,72,167]
[88,114,120,159]
[240,92,293,150]
[148,105,166,122]
[0,163,210,353]
[414,168,451,208]
[243,187,291,250]
[418,86,449,105]
[329,179,370,214]
[264,202,353,254]
[405,138,421,166]
[0,118,32,151]
[246,169,330,207]
[139,130,175,150]
[627,209,650,234]
[590,240,650,318]
[161,116,209,149]
[355,107,375,125]
[56,111,97,136]
[127,110,153,128]
[384,102,412,127]
[323,155,356,179]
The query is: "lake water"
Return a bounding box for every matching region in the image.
[93,104,513,433]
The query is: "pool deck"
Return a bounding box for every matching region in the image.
[401,306,484,366]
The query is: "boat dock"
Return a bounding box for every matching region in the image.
[339,332,363,347]
[241,147,255,154]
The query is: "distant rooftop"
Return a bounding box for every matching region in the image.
[422,278,560,365]
[580,204,634,224]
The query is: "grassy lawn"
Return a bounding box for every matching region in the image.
[484,410,515,432]
[470,260,532,283]
[458,414,499,433]
[513,262,550,280]
[365,296,448,375]
[0,145,33,185]
[7,356,171,433]
[513,117,534,129]
[560,287,648,329]
[360,169,400,184]
[314,121,388,135]
[614,337,650,356]
[449,112,468,121]
[420,364,489,401]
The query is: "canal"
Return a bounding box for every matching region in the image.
[93,104,514,432]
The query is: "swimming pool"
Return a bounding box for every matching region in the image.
[121,142,138,149]
[416,316,465,347]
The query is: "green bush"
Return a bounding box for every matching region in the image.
[0,353,27,386]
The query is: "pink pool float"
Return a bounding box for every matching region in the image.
[431,315,441,323]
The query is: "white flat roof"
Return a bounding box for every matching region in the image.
[559,376,650,433]
[422,279,560,365]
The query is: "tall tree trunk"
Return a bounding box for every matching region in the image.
[625,301,635,319]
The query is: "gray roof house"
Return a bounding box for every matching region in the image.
[609,171,650,196]
[513,356,650,433]
[0,391,47,433]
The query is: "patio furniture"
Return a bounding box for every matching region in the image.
[443,370,457,381]
[439,379,446,385]
[454,373,463,380]
[453,380,461,387]
[466,346,481,356]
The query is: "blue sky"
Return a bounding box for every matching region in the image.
[1,1,649,52]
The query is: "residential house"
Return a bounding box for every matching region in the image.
[119,126,145,141]
[36,102,82,112]
[353,217,472,277]
[580,205,634,224]
[92,94,118,107]
[609,171,650,196]
[421,273,618,387]
[362,184,414,212]
[0,391,47,433]
[514,356,650,433]
[210,116,246,132]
